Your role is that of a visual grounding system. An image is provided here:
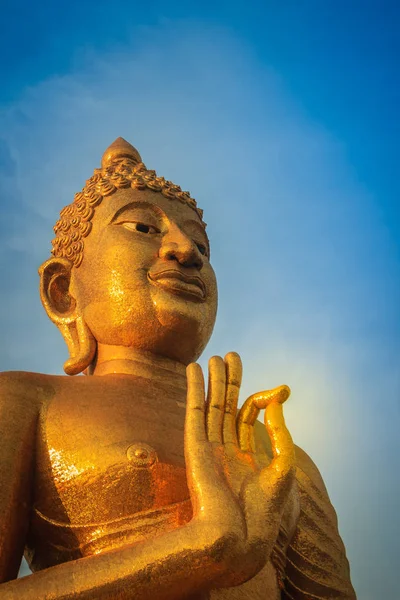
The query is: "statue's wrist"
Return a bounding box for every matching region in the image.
[186,516,261,588]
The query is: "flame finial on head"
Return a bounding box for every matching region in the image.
[101,137,142,169]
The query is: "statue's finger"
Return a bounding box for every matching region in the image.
[206,356,226,443]
[223,352,242,447]
[258,391,296,500]
[237,395,260,453]
[185,363,207,444]
[237,385,291,453]
[185,363,223,517]
[252,385,291,409]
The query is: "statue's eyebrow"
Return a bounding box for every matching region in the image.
[183,218,209,238]
[109,201,163,224]
[183,218,210,251]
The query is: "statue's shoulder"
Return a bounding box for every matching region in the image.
[0,370,63,410]
[293,443,329,494]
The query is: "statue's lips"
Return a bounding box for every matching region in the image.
[148,269,206,301]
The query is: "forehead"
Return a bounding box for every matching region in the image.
[94,188,206,233]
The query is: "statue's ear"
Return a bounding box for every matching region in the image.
[39,257,96,375]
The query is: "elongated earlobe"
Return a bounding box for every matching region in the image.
[61,315,96,375]
[39,257,96,375]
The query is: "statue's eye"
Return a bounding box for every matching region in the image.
[195,242,208,257]
[122,222,160,234]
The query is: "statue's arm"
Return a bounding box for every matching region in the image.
[0,373,39,582]
[282,446,357,599]
[0,518,223,600]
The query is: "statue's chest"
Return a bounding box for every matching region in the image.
[34,385,189,525]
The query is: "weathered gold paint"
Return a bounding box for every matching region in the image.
[0,139,356,599]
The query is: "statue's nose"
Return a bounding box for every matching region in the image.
[159,225,203,269]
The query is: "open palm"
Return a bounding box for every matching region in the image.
[184,352,296,588]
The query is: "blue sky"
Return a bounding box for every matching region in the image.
[1,2,399,597]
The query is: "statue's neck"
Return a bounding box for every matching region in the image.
[91,344,187,390]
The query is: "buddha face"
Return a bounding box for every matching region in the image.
[68,187,218,365]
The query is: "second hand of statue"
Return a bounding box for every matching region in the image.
[184,351,296,589]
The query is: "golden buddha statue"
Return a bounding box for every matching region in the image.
[0,138,356,599]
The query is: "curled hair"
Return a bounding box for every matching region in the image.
[52,157,206,268]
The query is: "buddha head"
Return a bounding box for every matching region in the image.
[39,138,218,375]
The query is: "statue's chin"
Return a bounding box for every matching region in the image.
[150,309,211,365]
[81,291,215,365]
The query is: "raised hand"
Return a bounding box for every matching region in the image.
[185,352,296,588]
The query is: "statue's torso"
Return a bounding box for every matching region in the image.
[33,375,190,524]
[26,374,291,599]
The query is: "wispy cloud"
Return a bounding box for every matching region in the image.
[1,22,398,597]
